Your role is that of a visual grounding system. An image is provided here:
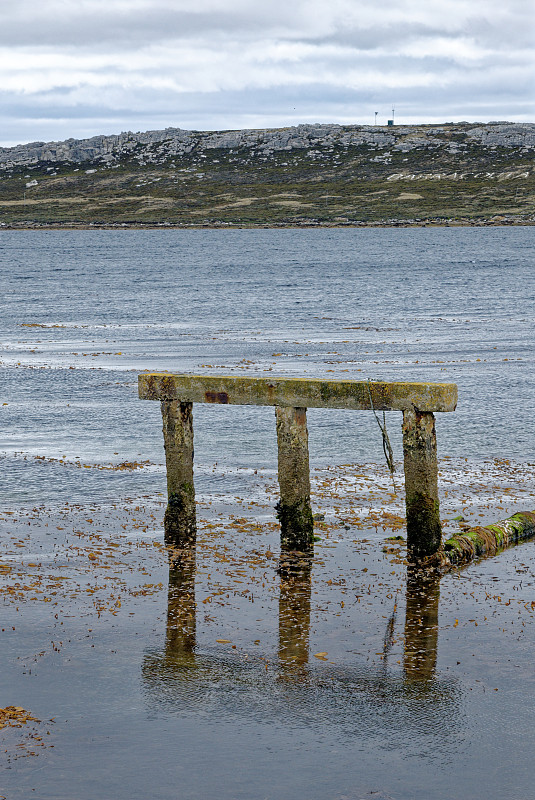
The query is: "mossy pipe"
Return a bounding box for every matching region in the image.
[443,511,535,566]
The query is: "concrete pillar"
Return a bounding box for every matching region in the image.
[161,400,196,545]
[402,408,442,561]
[275,406,314,552]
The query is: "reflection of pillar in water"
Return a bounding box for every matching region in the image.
[404,567,440,681]
[166,549,196,658]
[278,554,312,668]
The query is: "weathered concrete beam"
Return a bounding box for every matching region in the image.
[161,400,196,546]
[402,408,442,561]
[139,373,457,414]
[443,511,535,566]
[275,406,314,552]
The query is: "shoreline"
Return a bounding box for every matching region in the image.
[1,218,534,231]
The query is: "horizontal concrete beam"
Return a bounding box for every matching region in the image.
[139,373,457,413]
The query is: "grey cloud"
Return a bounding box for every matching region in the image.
[316,23,468,52]
[0,0,532,146]
[3,0,527,50]
[1,2,313,48]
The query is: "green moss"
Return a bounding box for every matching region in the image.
[486,524,507,546]
[444,537,465,555]
[406,493,441,559]
[444,512,535,566]
[275,499,314,552]
[164,488,196,545]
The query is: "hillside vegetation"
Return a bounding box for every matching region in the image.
[0,122,533,227]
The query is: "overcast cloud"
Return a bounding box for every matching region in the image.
[0,0,533,146]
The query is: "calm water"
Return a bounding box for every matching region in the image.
[1,228,534,799]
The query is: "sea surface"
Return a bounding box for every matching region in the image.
[0,227,534,800]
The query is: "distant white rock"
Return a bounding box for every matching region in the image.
[1,122,533,170]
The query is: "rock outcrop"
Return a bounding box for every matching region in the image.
[1,122,534,170]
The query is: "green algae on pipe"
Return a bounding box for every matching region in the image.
[443,511,535,566]
[139,374,457,413]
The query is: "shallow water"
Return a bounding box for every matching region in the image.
[0,228,534,799]
[2,499,535,800]
[1,226,534,502]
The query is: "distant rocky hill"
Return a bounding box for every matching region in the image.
[0,122,533,226]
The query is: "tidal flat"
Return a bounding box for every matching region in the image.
[1,457,535,799]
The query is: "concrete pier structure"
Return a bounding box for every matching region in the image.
[139,373,457,558]
[275,406,314,551]
[402,408,441,561]
[161,400,196,545]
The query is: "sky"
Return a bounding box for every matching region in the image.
[1,0,534,147]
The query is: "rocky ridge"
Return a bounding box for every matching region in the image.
[0,121,533,226]
[1,122,534,170]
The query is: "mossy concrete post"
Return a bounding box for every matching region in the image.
[275,406,314,552]
[161,400,196,546]
[402,407,442,561]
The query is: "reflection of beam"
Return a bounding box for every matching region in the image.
[165,548,196,659]
[404,567,440,681]
[278,554,312,670]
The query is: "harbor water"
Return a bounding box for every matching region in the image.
[0,227,534,799]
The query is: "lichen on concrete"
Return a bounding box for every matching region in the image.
[275,406,314,552]
[139,373,458,413]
